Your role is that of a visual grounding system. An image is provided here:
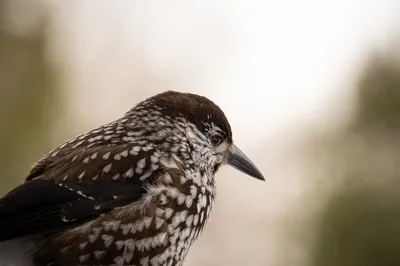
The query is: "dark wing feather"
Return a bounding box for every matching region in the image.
[0,178,146,241]
[0,142,156,242]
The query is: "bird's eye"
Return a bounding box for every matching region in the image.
[211,135,223,146]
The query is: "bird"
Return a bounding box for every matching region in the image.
[0,90,264,266]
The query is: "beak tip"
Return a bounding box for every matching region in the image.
[250,171,265,181]
[227,145,265,182]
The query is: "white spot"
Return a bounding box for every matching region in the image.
[184,227,191,238]
[186,215,193,227]
[114,256,125,266]
[102,221,113,232]
[129,146,141,156]
[136,158,146,173]
[155,217,164,229]
[207,206,211,216]
[115,240,125,250]
[59,143,67,149]
[166,189,179,199]
[91,152,98,159]
[140,256,149,266]
[142,146,152,152]
[169,231,179,245]
[112,221,121,231]
[62,175,68,181]
[88,234,98,243]
[92,174,98,180]
[193,214,199,226]
[159,156,179,169]
[150,155,159,164]
[133,220,146,233]
[83,157,90,164]
[202,194,208,207]
[143,216,152,229]
[112,173,120,180]
[180,174,188,184]
[92,227,102,235]
[72,140,84,149]
[164,208,174,219]
[101,234,114,248]
[139,171,152,181]
[78,171,85,180]
[102,152,111,160]
[171,213,181,227]
[196,201,201,213]
[185,196,193,208]
[103,163,112,173]
[125,252,134,263]
[190,185,197,198]
[120,223,133,235]
[94,250,105,260]
[126,239,135,252]
[114,154,121,160]
[150,255,161,266]
[136,237,153,252]
[120,150,129,157]
[163,173,173,184]
[103,135,112,140]
[79,254,90,263]
[153,232,167,248]
[180,210,188,222]
[77,190,94,200]
[79,242,88,250]
[155,208,165,217]
[177,194,186,205]
[124,167,134,178]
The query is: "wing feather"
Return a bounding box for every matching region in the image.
[0,143,156,242]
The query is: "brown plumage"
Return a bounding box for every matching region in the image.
[0,91,264,266]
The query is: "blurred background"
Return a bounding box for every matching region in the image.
[1,0,400,265]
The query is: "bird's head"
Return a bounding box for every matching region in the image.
[124,91,264,181]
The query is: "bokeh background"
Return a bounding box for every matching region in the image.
[1,1,400,265]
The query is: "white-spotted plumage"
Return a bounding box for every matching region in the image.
[0,91,266,266]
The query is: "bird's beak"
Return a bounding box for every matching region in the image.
[227,145,265,181]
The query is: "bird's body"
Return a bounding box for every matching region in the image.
[0,91,264,266]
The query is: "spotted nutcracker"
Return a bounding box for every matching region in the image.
[0,91,264,266]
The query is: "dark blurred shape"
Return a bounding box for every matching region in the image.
[354,55,400,131]
[309,40,400,266]
[311,183,400,266]
[0,0,60,194]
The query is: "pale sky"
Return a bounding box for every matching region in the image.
[45,0,400,145]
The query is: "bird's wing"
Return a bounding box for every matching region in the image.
[0,143,160,242]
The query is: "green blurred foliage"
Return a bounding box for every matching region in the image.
[0,0,59,194]
[312,183,400,266]
[309,47,400,266]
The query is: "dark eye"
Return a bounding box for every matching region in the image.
[211,135,223,146]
